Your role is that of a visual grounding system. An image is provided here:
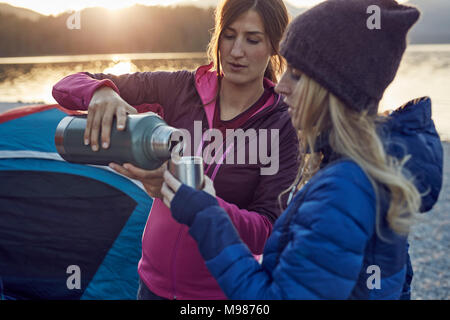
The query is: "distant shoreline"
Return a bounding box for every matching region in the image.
[0,52,207,65]
[0,44,448,64]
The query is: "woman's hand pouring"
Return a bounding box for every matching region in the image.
[85,86,137,152]
[109,162,167,199]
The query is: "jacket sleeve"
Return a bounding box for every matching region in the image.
[215,197,273,255]
[215,115,299,255]
[171,162,376,299]
[52,71,192,118]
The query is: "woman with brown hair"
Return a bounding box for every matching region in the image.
[52,0,298,299]
[161,0,443,299]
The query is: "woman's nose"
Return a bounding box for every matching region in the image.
[230,39,244,58]
[275,73,292,97]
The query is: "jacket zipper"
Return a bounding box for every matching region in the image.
[203,97,281,179]
[171,224,184,299]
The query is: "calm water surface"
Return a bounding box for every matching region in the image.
[0,46,449,139]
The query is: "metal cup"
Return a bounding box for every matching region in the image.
[168,156,204,190]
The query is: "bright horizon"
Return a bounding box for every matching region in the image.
[2,0,409,16]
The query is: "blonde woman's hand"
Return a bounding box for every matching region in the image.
[85,86,137,151]
[161,171,216,209]
[109,162,167,199]
[201,175,216,197]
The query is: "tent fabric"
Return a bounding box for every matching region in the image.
[0,105,153,300]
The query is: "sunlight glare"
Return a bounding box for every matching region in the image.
[103,61,136,75]
[287,0,409,6]
[5,0,412,16]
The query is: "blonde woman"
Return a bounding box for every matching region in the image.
[161,0,443,299]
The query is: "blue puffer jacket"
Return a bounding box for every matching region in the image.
[170,97,443,299]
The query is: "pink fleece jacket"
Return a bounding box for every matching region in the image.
[52,64,299,299]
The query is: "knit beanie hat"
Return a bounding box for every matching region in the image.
[280,0,420,114]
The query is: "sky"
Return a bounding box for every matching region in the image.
[2,0,409,16]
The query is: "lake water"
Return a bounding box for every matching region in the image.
[0,45,449,140]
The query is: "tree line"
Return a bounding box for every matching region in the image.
[0,5,215,57]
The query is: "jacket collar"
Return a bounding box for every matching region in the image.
[382,97,432,132]
[194,63,278,129]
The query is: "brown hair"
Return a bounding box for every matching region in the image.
[207,0,289,83]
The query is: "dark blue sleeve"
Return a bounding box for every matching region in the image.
[171,185,242,260]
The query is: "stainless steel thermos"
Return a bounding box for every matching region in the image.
[55,113,182,170]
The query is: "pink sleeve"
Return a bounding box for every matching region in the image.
[52,72,120,110]
[133,103,165,118]
[52,73,166,116]
[216,196,273,255]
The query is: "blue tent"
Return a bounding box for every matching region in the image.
[0,105,153,300]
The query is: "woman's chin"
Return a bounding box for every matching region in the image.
[223,72,255,86]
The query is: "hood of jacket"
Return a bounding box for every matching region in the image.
[380,96,443,212]
[194,63,283,129]
[316,97,443,213]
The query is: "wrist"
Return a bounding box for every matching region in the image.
[171,184,219,226]
[88,80,120,107]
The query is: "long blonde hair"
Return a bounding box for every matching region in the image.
[280,74,421,237]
